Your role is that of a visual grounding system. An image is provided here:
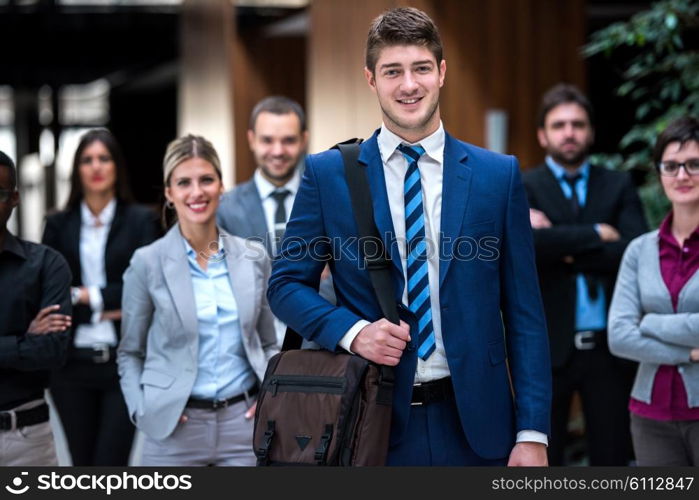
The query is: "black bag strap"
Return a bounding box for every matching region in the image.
[337,139,399,325]
[282,138,400,354]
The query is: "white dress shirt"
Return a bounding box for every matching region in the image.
[74,198,118,348]
[339,123,547,446]
[254,166,302,345]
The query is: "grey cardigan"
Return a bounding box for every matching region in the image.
[608,229,699,407]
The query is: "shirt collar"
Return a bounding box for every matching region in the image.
[80,198,117,228]
[254,164,302,201]
[378,122,445,166]
[182,232,225,260]
[659,211,699,247]
[545,155,590,182]
[1,231,26,259]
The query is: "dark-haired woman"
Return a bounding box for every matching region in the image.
[42,128,160,465]
[609,116,699,466]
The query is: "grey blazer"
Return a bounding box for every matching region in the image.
[608,230,699,407]
[216,180,271,255]
[117,225,279,440]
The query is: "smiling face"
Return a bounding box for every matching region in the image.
[78,140,117,197]
[659,140,699,209]
[248,111,307,186]
[365,44,446,143]
[537,102,594,169]
[165,157,223,231]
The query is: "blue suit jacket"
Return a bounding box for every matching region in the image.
[268,130,551,459]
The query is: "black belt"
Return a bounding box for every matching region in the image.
[411,377,454,406]
[0,403,49,431]
[573,330,606,350]
[186,386,259,410]
[71,344,116,364]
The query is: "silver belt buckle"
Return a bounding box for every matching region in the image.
[574,330,596,350]
[92,343,110,363]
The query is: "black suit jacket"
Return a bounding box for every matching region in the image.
[41,201,161,341]
[522,164,648,368]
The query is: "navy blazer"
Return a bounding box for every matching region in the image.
[268,130,551,459]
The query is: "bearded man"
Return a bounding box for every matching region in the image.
[523,83,648,465]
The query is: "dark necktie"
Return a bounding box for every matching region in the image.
[564,173,582,216]
[398,143,435,361]
[271,189,290,255]
[564,173,599,300]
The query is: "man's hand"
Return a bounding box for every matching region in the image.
[529,209,552,229]
[28,305,72,335]
[597,223,621,242]
[350,319,410,366]
[507,442,548,467]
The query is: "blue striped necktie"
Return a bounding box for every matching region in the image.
[398,144,436,360]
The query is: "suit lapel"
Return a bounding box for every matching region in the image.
[222,233,253,337]
[359,132,405,301]
[540,166,577,220]
[66,207,82,284]
[240,182,270,253]
[161,225,199,339]
[439,134,472,287]
[104,201,124,270]
[580,165,601,220]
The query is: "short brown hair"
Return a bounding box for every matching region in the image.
[537,83,594,128]
[365,7,443,73]
[653,116,699,166]
[249,96,306,132]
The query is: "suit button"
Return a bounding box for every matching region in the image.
[407,344,416,352]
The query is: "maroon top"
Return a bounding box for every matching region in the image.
[629,213,699,420]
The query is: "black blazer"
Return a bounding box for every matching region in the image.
[41,201,161,340]
[522,164,648,367]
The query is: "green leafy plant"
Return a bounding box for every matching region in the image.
[582,0,699,227]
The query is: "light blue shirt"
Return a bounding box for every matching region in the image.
[546,156,607,331]
[184,236,257,400]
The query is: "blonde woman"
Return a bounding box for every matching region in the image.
[118,135,278,465]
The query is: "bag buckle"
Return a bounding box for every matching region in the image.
[256,420,276,466]
[314,424,334,465]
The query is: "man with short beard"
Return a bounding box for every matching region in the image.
[217,96,334,346]
[523,84,648,465]
[217,95,308,258]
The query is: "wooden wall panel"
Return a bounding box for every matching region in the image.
[231,28,306,183]
[180,0,236,188]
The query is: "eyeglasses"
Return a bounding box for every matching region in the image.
[0,189,15,203]
[657,159,699,177]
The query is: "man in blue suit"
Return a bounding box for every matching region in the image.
[268,7,551,466]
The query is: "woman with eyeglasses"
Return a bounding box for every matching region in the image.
[117,135,277,466]
[41,129,160,465]
[609,116,699,465]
